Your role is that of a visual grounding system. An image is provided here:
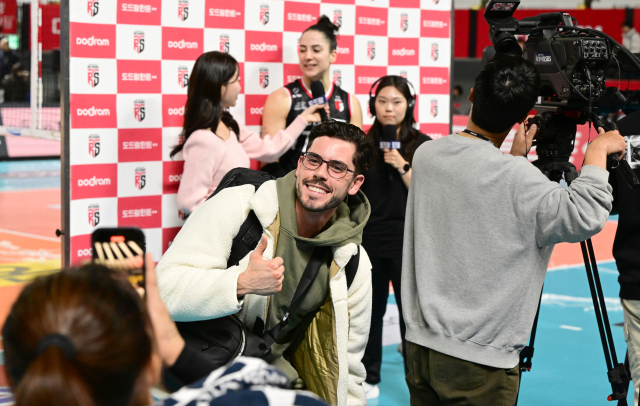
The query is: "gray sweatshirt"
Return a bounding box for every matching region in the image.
[401,133,613,369]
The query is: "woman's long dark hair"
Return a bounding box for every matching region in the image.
[367,76,422,164]
[303,15,339,51]
[170,51,240,158]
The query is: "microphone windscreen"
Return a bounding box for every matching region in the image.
[617,110,640,137]
[310,80,325,98]
[380,125,400,149]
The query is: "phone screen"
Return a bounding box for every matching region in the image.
[91,228,146,292]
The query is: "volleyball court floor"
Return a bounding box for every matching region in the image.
[0,159,635,405]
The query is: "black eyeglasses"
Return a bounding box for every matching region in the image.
[302,152,355,179]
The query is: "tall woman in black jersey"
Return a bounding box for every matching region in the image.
[360,76,431,399]
[261,15,363,177]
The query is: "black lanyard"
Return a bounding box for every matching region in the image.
[461,129,497,148]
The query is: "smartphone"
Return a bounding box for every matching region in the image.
[92,227,146,292]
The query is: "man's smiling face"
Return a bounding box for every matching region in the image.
[295,136,363,213]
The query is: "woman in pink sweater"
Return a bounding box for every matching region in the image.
[170,51,326,215]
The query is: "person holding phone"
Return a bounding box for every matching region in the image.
[1,253,331,406]
[358,76,431,399]
[172,51,327,216]
[261,15,363,177]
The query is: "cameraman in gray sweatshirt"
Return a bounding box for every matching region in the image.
[401,54,627,405]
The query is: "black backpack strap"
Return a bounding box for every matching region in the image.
[262,246,330,347]
[345,246,359,289]
[227,210,263,268]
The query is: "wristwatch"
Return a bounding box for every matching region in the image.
[398,162,411,175]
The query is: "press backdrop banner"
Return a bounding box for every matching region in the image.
[63,0,453,266]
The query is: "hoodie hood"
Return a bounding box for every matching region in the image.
[275,170,371,248]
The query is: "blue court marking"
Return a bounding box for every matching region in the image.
[0,159,60,191]
[376,261,634,405]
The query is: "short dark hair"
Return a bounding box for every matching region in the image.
[308,121,375,174]
[471,54,540,133]
[622,20,634,29]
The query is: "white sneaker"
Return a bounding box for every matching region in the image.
[363,382,380,400]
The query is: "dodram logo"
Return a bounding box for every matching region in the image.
[250,42,278,52]
[77,106,110,116]
[168,106,185,115]
[76,36,110,46]
[78,176,111,187]
[168,39,198,49]
[392,48,415,56]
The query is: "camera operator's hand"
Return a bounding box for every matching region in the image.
[584,128,626,169]
[237,235,284,297]
[510,121,537,157]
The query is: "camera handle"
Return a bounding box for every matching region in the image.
[516,162,630,406]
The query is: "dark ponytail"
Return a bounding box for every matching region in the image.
[303,15,340,51]
[3,265,155,406]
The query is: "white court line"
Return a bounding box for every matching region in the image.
[560,325,583,331]
[0,228,60,243]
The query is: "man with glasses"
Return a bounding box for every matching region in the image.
[157,120,375,406]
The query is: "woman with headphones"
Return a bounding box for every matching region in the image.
[360,75,431,399]
[261,15,363,177]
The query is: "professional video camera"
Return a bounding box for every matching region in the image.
[483,0,640,180]
[483,2,639,405]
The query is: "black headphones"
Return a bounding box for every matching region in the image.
[368,75,417,121]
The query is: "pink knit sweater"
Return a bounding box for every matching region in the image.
[177,115,308,214]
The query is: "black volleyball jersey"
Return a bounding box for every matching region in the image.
[279,79,352,172]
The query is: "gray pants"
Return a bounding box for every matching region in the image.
[623,299,640,406]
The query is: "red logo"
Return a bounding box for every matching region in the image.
[356,6,387,36]
[367,41,376,61]
[71,235,93,267]
[163,94,187,127]
[178,0,189,21]
[162,27,203,61]
[284,2,319,32]
[87,64,99,87]
[355,66,386,95]
[333,9,342,28]
[163,161,185,194]
[283,63,302,85]
[87,0,99,17]
[118,1,161,25]
[134,99,146,122]
[71,164,117,200]
[389,38,419,66]
[259,4,269,25]
[400,13,409,32]
[431,43,439,61]
[335,96,345,113]
[88,134,100,157]
[219,34,230,53]
[88,204,100,227]
[245,94,268,126]
[119,128,162,162]
[71,94,117,129]
[135,167,146,190]
[430,99,438,118]
[118,60,161,94]
[134,30,145,54]
[333,70,342,87]
[178,66,189,88]
[245,31,282,62]
[420,67,449,94]
[399,71,408,78]
[118,196,162,229]
[421,10,450,38]
[335,35,354,65]
[70,22,116,58]
[205,0,244,29]
[259,67,269,89]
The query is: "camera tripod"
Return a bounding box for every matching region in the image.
[515,158,632,406]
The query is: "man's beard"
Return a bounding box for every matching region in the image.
[295,177,348,213]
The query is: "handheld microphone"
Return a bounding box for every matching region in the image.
[380,124,400,149]
[310,81,328,122]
